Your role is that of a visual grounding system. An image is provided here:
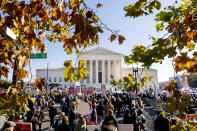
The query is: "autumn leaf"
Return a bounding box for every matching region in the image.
[0,66,9,78]
[18,55,28,68]
[118,35,125,45]
[97,3,103,8]
[184,14,192,23]
[7,85,22,94]
[128,74,134,82]
[14,69,28,80]
[109,34,117,42]
[34,78,45,90]
[86,11,93,18]
[64,60,75,82]
[24,26,33,34]
[38,31,47,39]
[12,85,22,93]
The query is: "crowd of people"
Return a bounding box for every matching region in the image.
[6,90,197,131]
[11,92,146,131]
[142,91,197,131]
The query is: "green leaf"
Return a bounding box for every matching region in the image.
[155,11,173,22]
[109,34,117,42]
[155,22,164,32]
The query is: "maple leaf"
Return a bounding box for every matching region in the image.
[97,3,103,8]
[0,66,9,78]
[18,55,28,68]
[14,69,28,80]
[118,35,126,45]
[34,78,45,90]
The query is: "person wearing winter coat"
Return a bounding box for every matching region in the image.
[154,111,170,131]
[74,114,87,131]
[102,109,119,130]
[123,109,132,124]
[32,107,44,131]
[69,105,77,131]
[90,103,97,123]
[96,101,104,124]
[105,101,114,116]
[49,102,57,128]
[54,112,65,131]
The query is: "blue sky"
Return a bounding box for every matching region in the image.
[7,0,178,82]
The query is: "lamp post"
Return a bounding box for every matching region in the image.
[46,62,49,89]
[133,67,138,94]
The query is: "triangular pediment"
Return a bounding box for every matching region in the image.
[81,47,123,56]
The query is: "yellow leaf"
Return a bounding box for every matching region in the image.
[128,74,134,82]
[14,69,28,80]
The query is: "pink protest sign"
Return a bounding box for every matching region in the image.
[86,90,90,95]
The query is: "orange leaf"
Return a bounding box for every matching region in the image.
[118,35,126,45]
[97,3,103,8]
[34,78,45,90]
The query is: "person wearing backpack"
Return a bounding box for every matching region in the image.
[49,102,57,128]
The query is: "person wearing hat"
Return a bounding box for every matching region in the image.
[54,112,65,131]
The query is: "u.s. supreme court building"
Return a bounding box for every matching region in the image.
[36,47,159,91]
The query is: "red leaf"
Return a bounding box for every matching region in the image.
[97,3,103,8]
[184,14,192,23]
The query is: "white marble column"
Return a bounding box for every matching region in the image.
[119,61,122,79]
[90,60,92,83]
[108,60,110,84]
[113,60,116,81]
[96,60,98,83]
[102,60,105,83]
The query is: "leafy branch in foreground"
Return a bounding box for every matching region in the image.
[124,0,197,74]
[0,0,125,118]
[110,73,152,92]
